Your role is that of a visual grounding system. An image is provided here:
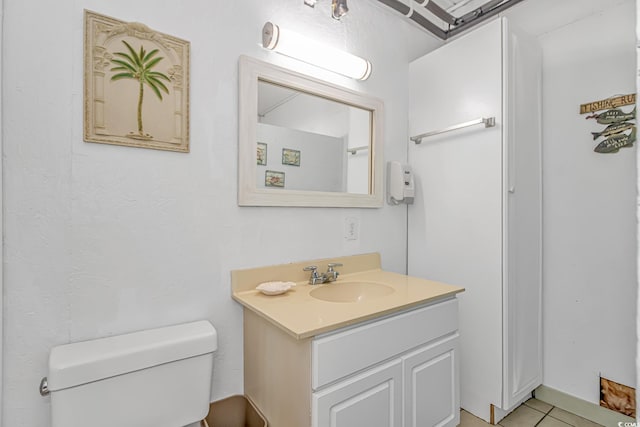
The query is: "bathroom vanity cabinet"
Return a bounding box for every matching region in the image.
[232,253,464,427]
[243,297,460,427]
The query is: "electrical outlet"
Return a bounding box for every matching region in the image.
[344,217,359,241]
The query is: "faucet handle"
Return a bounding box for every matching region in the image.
[327,262,343,272]
[303,265,319,277]
[304,265,323,285]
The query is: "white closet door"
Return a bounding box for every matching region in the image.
[408,19,504,422]
[408,16,543,420]
[502,18,543,410]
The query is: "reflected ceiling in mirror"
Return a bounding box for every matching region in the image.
[238,56,384,207]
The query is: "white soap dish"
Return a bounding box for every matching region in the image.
[256,281,296,296]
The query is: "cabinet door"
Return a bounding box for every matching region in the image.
[313,359,402,427]
[403,334,459,427]
[502,17,543,410]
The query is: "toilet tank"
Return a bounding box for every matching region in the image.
[46,321,217,427]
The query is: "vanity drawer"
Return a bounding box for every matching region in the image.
[312,298,458,390]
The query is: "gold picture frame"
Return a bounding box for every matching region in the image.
[84,10,190,152]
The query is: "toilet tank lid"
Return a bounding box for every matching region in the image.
[47,320,217,391]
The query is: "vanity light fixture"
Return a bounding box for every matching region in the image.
[262,21,372,81]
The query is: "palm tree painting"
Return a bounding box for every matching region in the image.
[85,11,190,152]
[110,40,171,140]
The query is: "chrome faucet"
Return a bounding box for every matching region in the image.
[303,265,324,285]
[303,263,343,285]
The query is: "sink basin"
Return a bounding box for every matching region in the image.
[309,281,394,303]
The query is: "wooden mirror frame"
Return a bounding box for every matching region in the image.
[238,55,384,208]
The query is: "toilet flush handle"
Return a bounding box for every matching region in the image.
[39,377,50,396]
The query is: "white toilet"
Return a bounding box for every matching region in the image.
[42,320,217,427]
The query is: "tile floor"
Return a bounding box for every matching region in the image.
[459,398,604,427]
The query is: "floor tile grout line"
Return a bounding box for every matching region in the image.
[546,414,572,425]
[527,402,555,427]
[533,410,554,427]
[497,402,550,427]
[461,401,603,427]
[524,401,555,416]
[533,413,550,427]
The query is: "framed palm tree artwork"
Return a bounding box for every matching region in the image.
[84,10,190,152]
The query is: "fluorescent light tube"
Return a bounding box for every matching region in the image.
[262,22,372,81]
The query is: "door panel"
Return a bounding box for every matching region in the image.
[502,18,543,410]
[313,359,402,427]
[403,334,459,427]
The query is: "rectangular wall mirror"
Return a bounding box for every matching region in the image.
[238,55,384,207]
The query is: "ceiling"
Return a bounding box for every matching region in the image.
[435,0,506,19]
[436,0,477,11]
[374,0,528,41]
[421,0,629,34]
[403,0,631,60]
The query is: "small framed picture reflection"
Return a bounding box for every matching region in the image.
[257,142,267,165]
[282,148,300,166]
[265,170,285,187]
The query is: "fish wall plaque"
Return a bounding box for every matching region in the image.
[580,93,635,114]
[585,107,636,124]
[594,128,636,154]
[591,122,635,140]
[581,93,636,154]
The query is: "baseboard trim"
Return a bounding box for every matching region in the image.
[534,385,635,427]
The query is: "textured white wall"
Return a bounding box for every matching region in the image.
[2,1,416,425]
[540,0,637,404]
[0,0,3,422]
[637,0,640,418]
